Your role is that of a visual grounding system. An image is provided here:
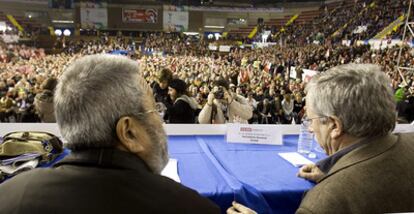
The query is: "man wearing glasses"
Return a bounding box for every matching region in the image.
[0,55,219,213]
[228,64,414,214]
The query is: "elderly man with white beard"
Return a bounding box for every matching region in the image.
[0,55,219,214]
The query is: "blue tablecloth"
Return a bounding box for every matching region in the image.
[168,135,326,214]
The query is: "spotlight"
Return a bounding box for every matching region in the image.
[63,29,71,36]
[54,29,62,36]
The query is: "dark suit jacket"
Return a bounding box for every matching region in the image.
[297,133,414,214]
[0,148,220,214]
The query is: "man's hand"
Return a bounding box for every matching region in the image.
[224,90,233,104]
[297,164,324,183]
[227,202,257,214]
[207,92,215,106]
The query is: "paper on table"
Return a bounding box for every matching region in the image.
[393,124,414,133]
[161,158,181,183]
[278,152,314,167]
[0,159,39,175]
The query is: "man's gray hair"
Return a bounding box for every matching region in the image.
[54,54,154,150]
[306,64,396,138]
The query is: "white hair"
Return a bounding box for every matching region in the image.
[54,54,155,150]
[306,64,396,138]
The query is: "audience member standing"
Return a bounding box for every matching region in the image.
[151,68,173,119]
[34,77,57,122]
[167,78,198,123]
[281,92,294,123]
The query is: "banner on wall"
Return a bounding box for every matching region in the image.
[122,9,158,23]
[252,42,277,49]
[1,35,19,43]
[219,45,231,52]
[0,21,7,32]
[289,66,319,82]
[80,2,107,29]
[189,6,283,13]
[163,5,189,32]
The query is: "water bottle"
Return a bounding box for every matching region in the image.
[297,123,313,154]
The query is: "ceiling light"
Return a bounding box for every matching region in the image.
[52,20,74,24]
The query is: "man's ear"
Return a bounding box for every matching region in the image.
[329,116,343,139]
[116,116,146,153]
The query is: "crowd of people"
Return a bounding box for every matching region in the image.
[1,0,414,124]
[1,32,414,124]
[265,0,411,46]
[0,43,414,124]
[1,54,413,214]
[0,43,79,122]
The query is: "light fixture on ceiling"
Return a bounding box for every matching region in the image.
[63,29,71,36]
[54,29,62,36]
[183,32,199,36]
[52,20,74,24]
[204,25,225,29]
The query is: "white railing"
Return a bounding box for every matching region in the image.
[1,123,413,138]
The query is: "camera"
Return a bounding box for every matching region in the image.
[214,86,225,99]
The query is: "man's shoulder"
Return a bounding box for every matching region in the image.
[0,165,220,213]
[398,132,414,146]
[151,81,159,89]
[153,176,220,212]
[297,133,414,214]
[234,94,247,103]
[298,177,347,212]
[299,170,414,214]
[174,97,191,106]
[0,168,54,212]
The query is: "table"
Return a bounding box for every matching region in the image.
[168,135,326,214]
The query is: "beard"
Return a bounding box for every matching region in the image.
[144,120,169,174]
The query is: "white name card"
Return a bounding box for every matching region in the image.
[226,123,283,145]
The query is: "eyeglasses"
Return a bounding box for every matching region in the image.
[302,115,327,127]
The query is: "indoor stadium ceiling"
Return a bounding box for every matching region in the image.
[103,0,324,6]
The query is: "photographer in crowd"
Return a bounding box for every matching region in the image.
[198,78,252,124]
